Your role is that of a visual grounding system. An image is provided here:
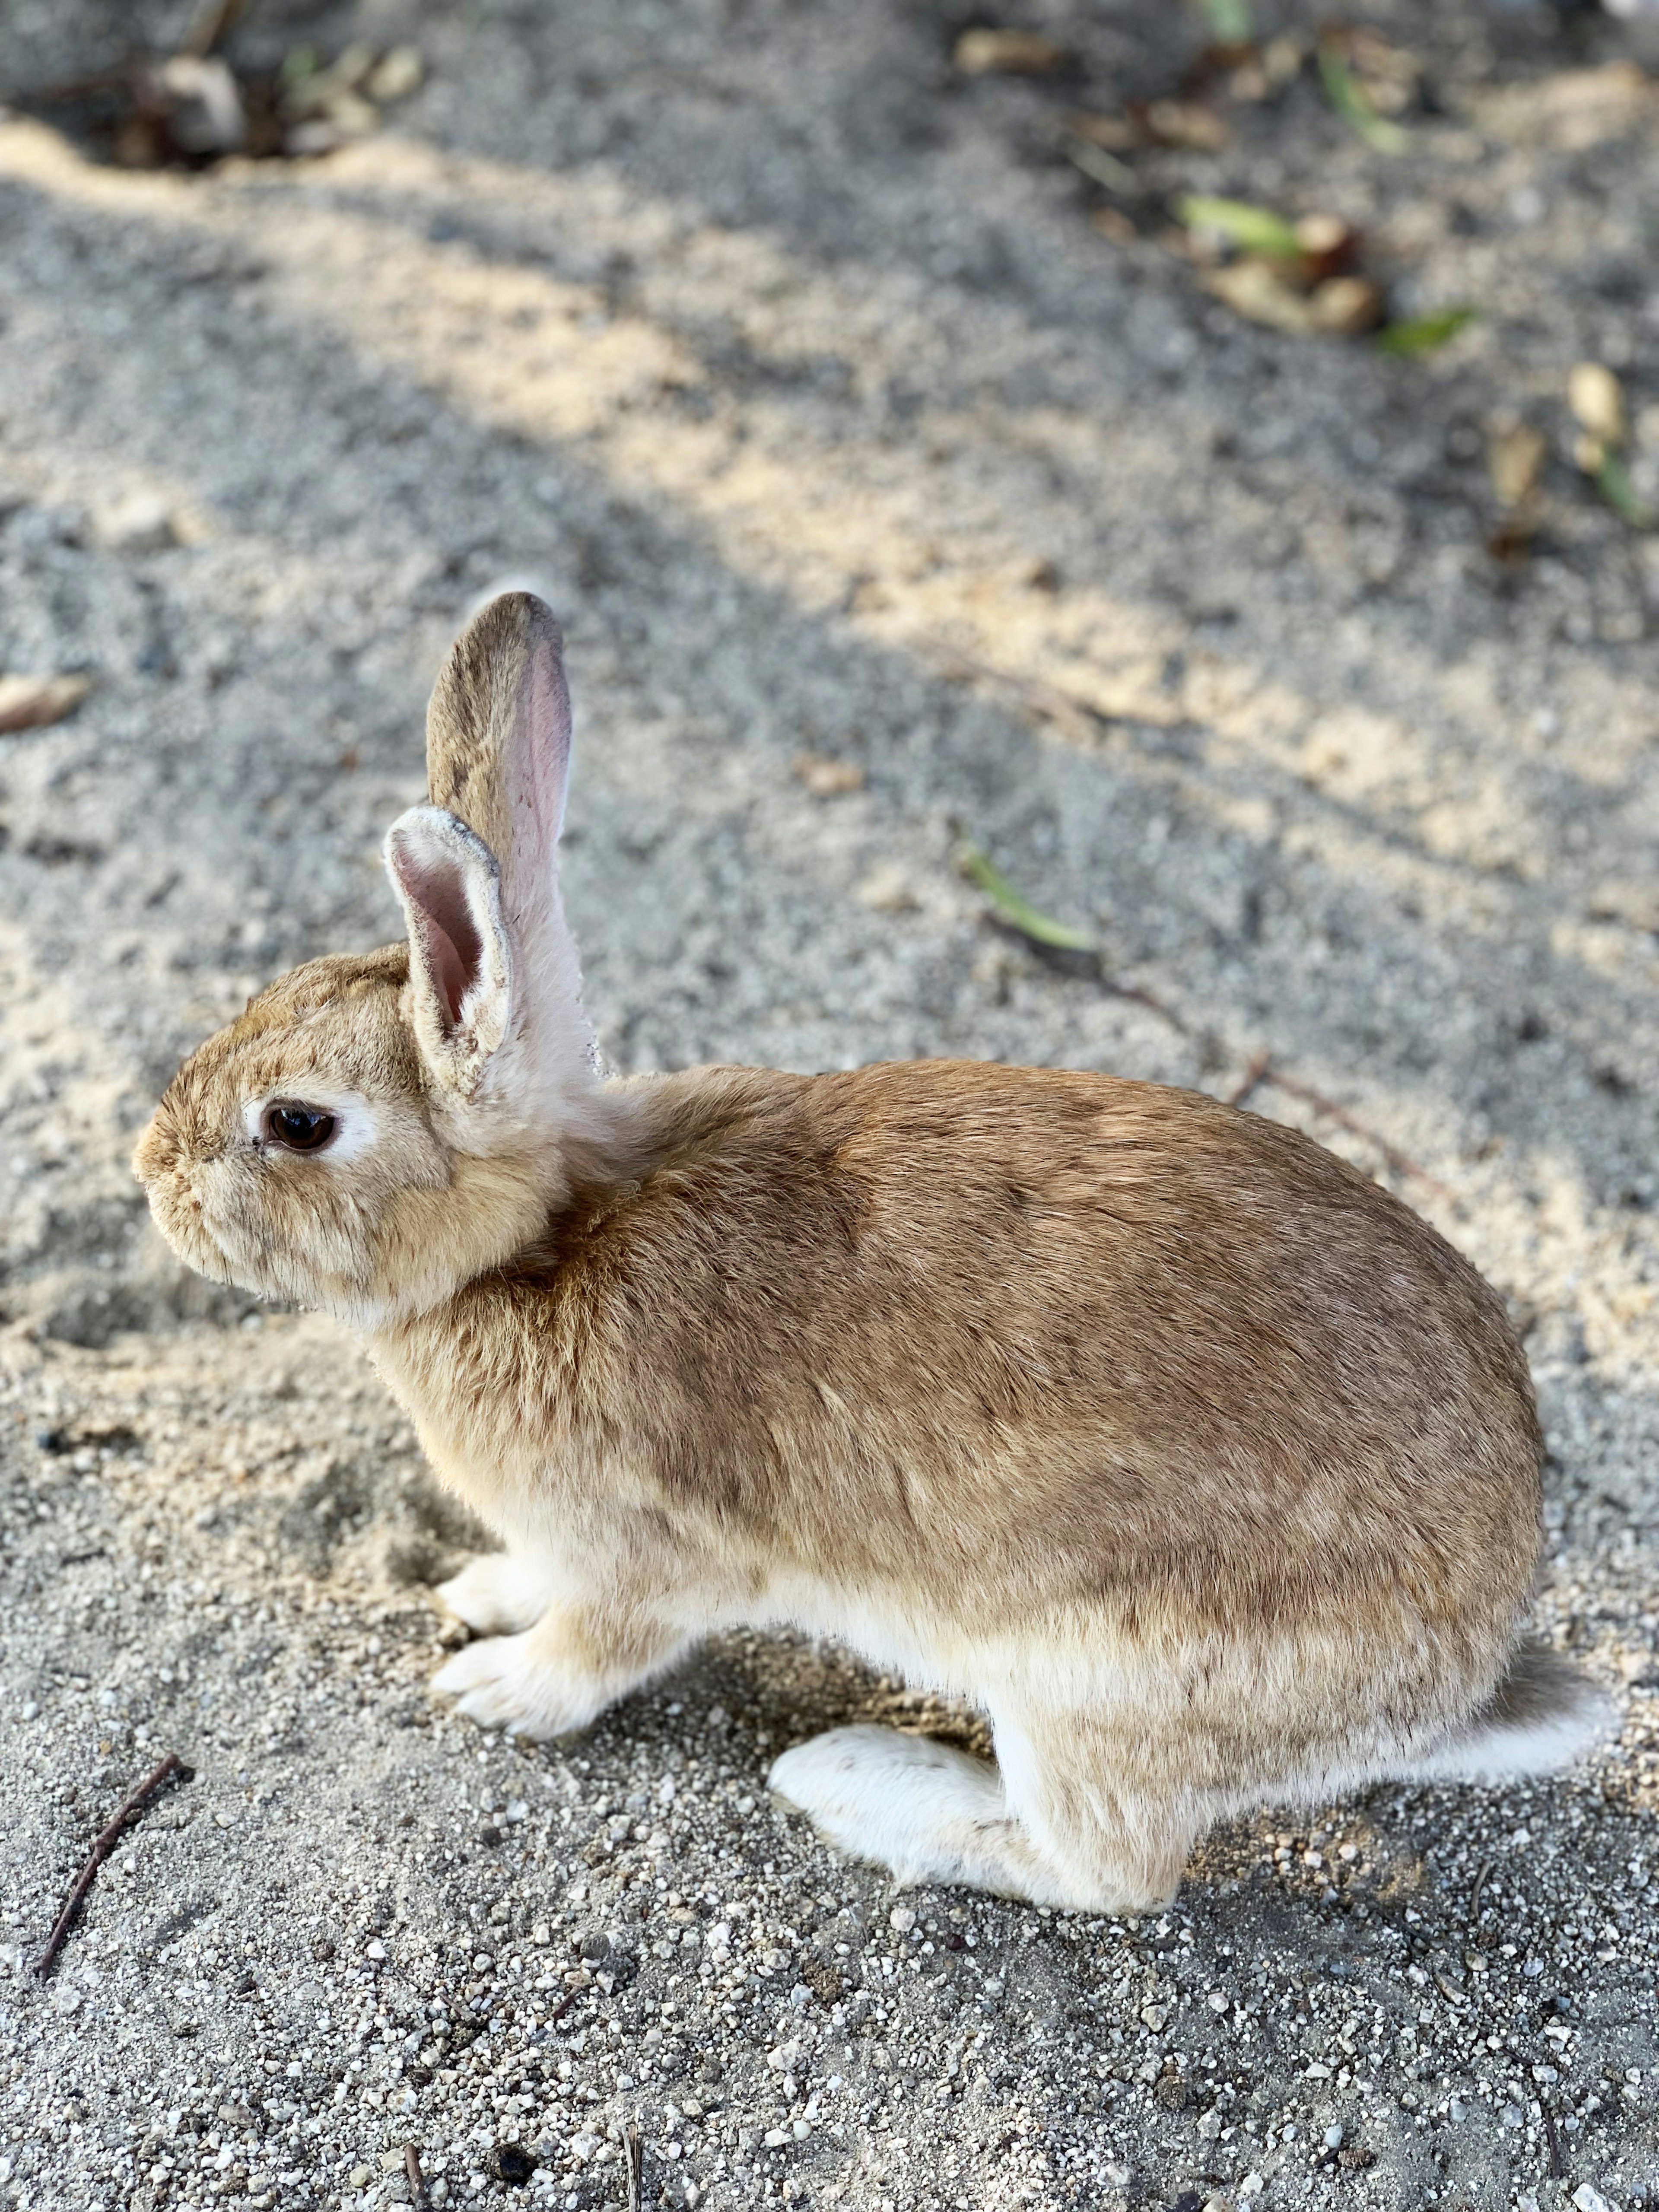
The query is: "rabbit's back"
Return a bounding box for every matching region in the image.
[385,1059,1540,1667]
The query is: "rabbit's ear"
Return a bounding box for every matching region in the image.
[385,806,512,1100]
[388,594,592,1111]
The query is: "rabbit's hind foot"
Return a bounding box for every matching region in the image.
[768,1723,1189,1913]
[435,1552,558,1635]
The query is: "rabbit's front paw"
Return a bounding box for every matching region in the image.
[430,1633,610,1738]
[435,1553,556,1635]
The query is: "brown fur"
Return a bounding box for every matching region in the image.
[132,591,1600,1913]
[369,1060,1541,1791]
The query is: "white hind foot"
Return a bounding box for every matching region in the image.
[435,1553,557,1635]
[768,1724,1063,1902]
[769,1721,1198,1913]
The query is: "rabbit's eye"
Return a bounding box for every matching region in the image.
[263,1103,337,1154]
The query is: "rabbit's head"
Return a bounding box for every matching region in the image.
[134,593,611,1325]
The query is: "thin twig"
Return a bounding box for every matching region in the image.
[1099,976,1194,1035]
[1227,1049,1272,1109]
[625,2122,644,2212]
[1467,1855,1493,1926]
[1253,1066,1459,1208]
[928,641,1106,746]
[1542,2102,1564,2180]
[549,1980,588,2026]
[404,2145,431,2212]
[35,1752,184,1980]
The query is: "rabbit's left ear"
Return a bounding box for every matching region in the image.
[385,593,592,1113]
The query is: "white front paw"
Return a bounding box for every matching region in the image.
[430,1634,609,1739]
[435,1553,556,1635]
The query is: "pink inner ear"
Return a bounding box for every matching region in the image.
[398,849,484,1032]
[421,914,474,1030]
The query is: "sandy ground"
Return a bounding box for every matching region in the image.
[1,3,1658,2209]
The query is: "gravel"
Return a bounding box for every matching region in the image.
[0,3,1656,2208]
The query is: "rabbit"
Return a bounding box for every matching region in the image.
[133,591,1610,1913]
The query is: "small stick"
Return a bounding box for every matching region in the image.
[1098,976,1193,1036]
[1251,1067,1459,1209]
[549,1981,588,2026]
[35,1752,184,1980]
[1468,1855,1493,1926]
[625,2122,643,2212]
[1227,1049,1272,1109]
[404,2145,431,2212]
[1542,2102,1564,2180]
[928,641,1105,746]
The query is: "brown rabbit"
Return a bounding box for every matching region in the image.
[133,593,1608,1912]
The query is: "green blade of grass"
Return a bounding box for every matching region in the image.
[1317,46,1410,155]
[959,845,1099,953]
[1176,194,1301,259]
[1376,305,1478,356]
[1595,451,1657,530]
[1196,0,1253,41]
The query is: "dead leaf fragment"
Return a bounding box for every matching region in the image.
[144,54,246,155]
[365,47,423,105]
[1472,62,1651,153]
[92,490,178,553]
[1293,213,1358,281]
[1142,99,1230,151]
[795,754,866,798]
[1307,276,1382,336]
[1065,111,1137,153]
[0,675,92,734]
[855,861,919,913]
[1487,423,1547,510]
[953,29,1066,77]
[1203,260,1313,334]
[1569,362,1626,449]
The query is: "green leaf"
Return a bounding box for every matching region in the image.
[959,845,1098,953]
[1376,306,1478,356]
[1317,46,1410,155]
[1176,195,1302,259]
[1594,451,1657,530]
[1196,0,1254,40]
[279,42,320,87]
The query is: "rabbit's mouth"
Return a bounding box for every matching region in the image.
[139,1158,239,1286]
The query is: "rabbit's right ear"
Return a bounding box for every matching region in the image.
[385,593,593,1119]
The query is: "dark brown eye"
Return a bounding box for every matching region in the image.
[263,1103,337,1153]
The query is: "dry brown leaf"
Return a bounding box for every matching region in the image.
[855,861,918,913]
[1471,62,1651,154]
[795,754,866,798]
[1487,423,1547,510]
[953,29,1066,77]
[1064,111,1138,153]
[1090,205,1138,246]
[365,47,423,105]
[0,674,91,734]
[1203,260,1314,334]
[1568,362,1626,448]
[1307,275,1382,335]
[1142,100,1230,151]
[1292,213,1359,282]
